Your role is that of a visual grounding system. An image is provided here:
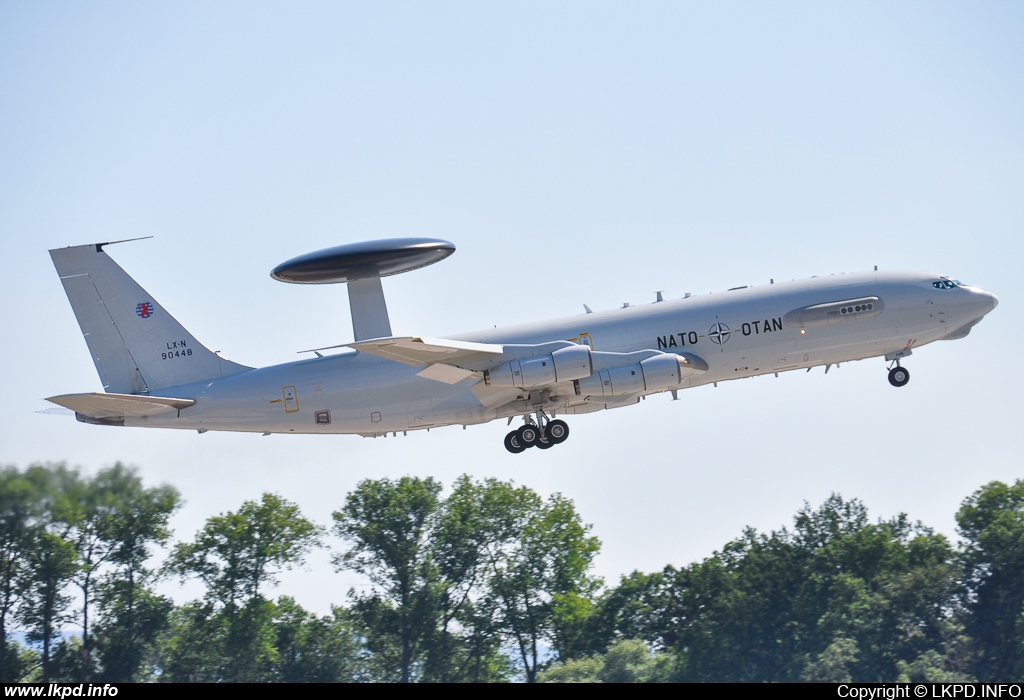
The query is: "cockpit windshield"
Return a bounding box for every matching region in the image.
[932,278,964,290]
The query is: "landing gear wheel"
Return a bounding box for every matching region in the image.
[888,366,910,387]
[545,420,570,444]
[504,431,526,454]
[517,424,540,448]
[535,434,554,449]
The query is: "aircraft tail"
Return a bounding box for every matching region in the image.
[50,241,253,395]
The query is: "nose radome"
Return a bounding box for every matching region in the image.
[977,289,999,313]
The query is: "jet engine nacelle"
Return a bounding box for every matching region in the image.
[574,353,691,397]
[484,345,593,388]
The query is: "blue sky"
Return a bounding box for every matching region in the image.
[1,1,1022,615]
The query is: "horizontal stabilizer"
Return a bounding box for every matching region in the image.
[348,336,504,367]
[46,392,195,420]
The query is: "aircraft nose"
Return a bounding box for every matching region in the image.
[981,289,998,313]
[973,288,999,315]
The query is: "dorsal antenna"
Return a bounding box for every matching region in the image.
[271,238,455,341]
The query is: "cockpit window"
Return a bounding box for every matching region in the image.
[933,279,962,290]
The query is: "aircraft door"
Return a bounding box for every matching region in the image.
[567,332,595,350]
[282,386,299,413]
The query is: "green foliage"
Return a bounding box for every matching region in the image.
[94,579,174,682]
[957,479,1024,681]
[596,494,961,682]
[155,596,369,682]
[10,461,1024,684]
[165,493,324,682]
[6,465,86,682]
[156,599,281,682]
[155,600,227,682]
[274,597,367,683]
[801,637,859,682]
[471,479,600,682]
[169,493,322,608]
[0,465,46,681]
[587,569,674,650]
[539,655,604,683]
[49,636,94,682]
[0,463,180,682]
[332,476,442,683]
[897,647,974,683]
[61,463,181,681]
[18,530,77,681]
[540,639,674,683]
[0,638,41,683]
[332,475,515,683]
[601,638,674,682]
[332,475,599,682]
[427,475,509,683]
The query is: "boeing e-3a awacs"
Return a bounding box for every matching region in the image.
[47,238,998,453]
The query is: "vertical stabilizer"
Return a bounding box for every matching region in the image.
[50,242,252,394]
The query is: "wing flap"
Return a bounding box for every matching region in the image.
[415,364,477,384]
[46,392,195,420]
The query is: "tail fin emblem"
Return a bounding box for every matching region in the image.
[136,302,154,319]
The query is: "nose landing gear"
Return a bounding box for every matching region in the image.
[503,412,571,453]
[887,361,910,388]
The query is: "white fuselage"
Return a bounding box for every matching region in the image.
[128,270,997,436]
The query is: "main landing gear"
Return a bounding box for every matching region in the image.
[887,360,910,388]
[504,412,570,454]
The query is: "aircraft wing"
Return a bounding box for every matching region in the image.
[347,337,596,385]
[337,336,712,398]
[46,392,196,420]
[349,336,504,367]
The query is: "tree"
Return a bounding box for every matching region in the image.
[274,597,366,682]
[426,475,515,683]
[18,530,77,682]
[169,493,322,608]
[801,637,859,682]
[155,601,227,683]
[11,465,83,683]
[957,479,1024,681]
[539,639,674,683]
[167,493,322,681]
[597,495,961,682]
[58,464,181,681]
[94,579,174,682]
[0,466,42,681]
[331,476,598,682]
[473,479,600,682]
[332,476,442,683]
[587,568,677,651]
[90,468,179,682]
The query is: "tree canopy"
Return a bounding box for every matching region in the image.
[3,462,1024,683]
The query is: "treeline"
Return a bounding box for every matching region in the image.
[1,463,1023,682]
